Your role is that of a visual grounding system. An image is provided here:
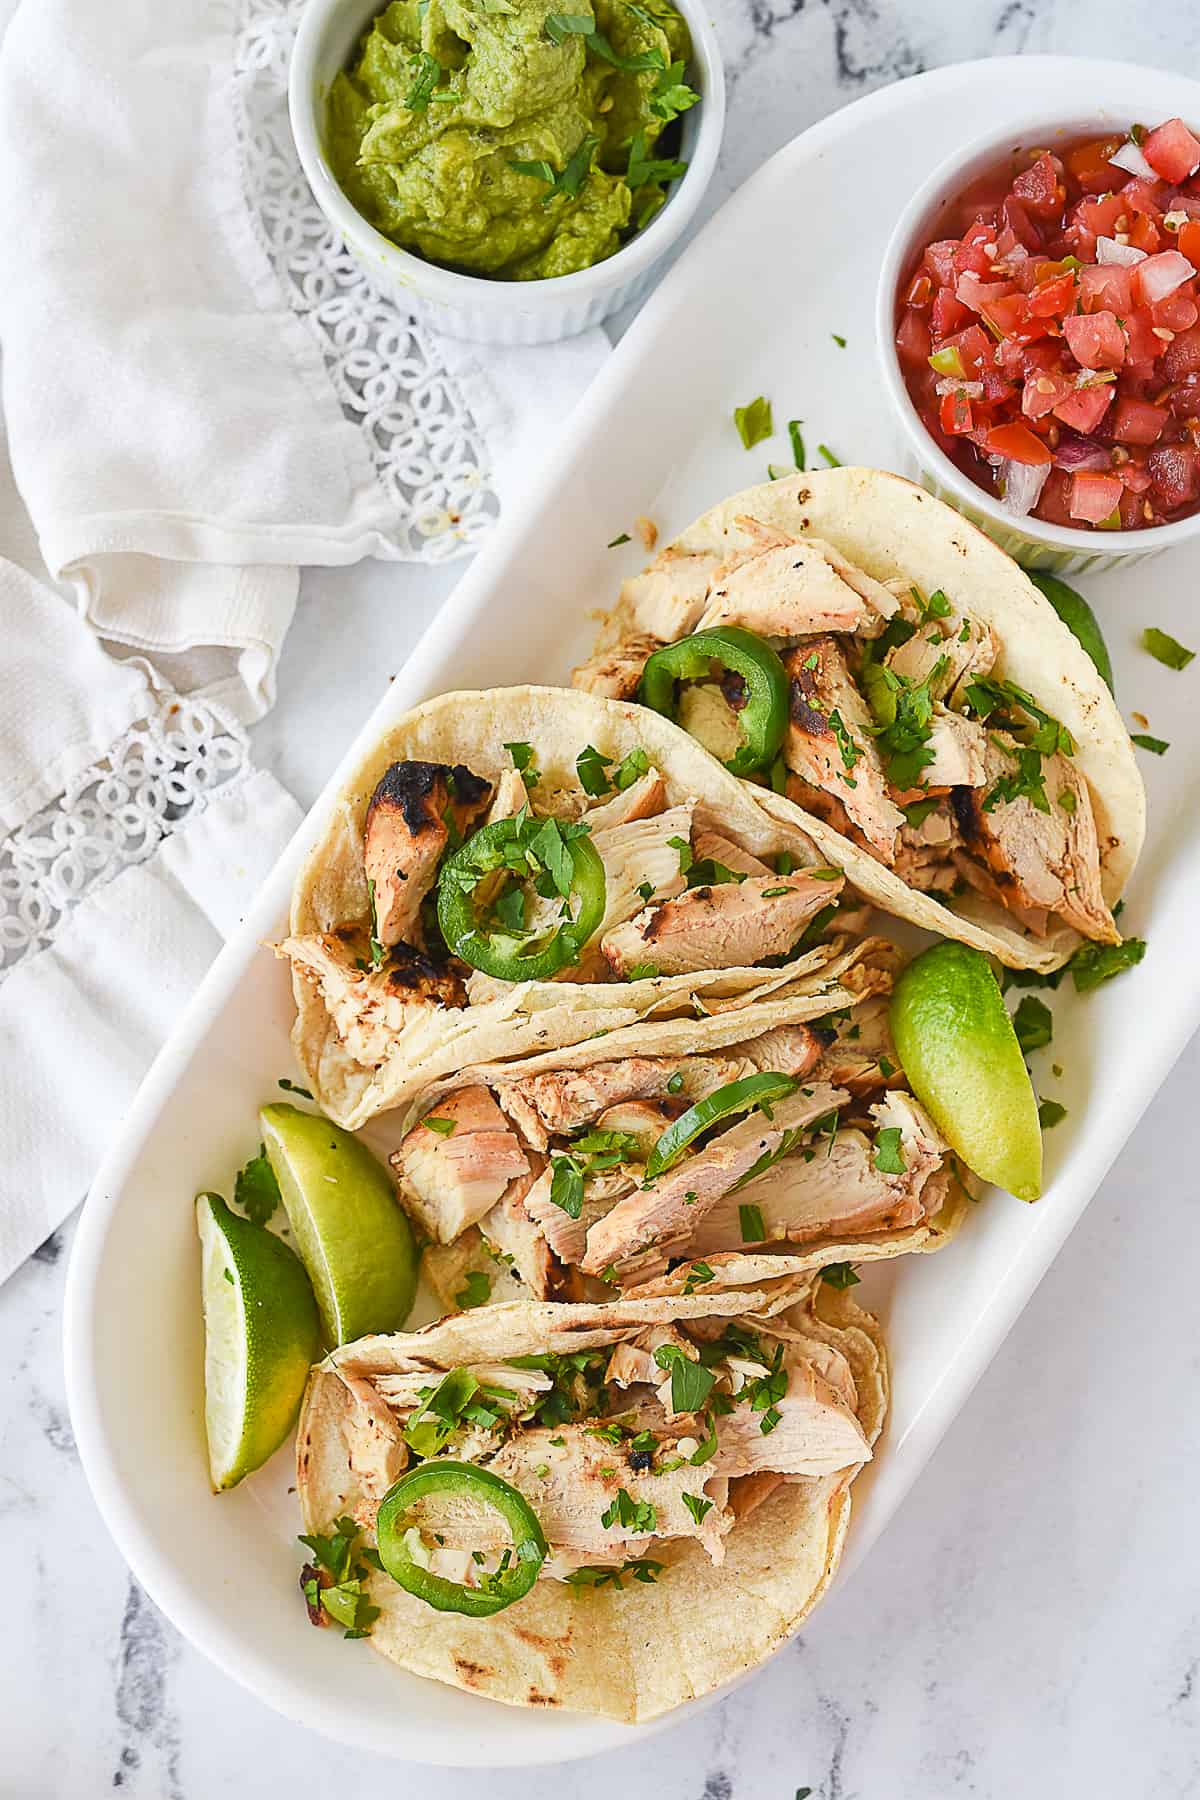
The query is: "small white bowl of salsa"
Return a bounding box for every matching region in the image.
[877,105,1200,571]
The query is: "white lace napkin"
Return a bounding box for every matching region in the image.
[0,0,608,722]
[0,551,303,1283]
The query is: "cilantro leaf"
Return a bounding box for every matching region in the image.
[1132,733,1169,755]
[1068,937,1146,992]
[454,1269,492,1309]
[503,740,541,787]
[1012,995,1053,1055]
[403,51,444,111]
[738,1202,766,1243]
[733,395,773,450]
[549,1155,585,1219]
[613,746,650,790]
[607,530,631,547]
[788,419,805,469]
[872,1126,906,1175]
[365,876,386,969]
[626,129,687,190]
[420,1115,457,1136]
[650,60,700,122]
[509,133,599,205]
[576,743,614,797]
[564,1556,663,1590]
[681,1490,713,1525]
[277,1077,313,1097]
[1142,627,1194,670]
[234,1145,280,1226]
[820,1262,860,1289]
[600,1487,657,1532]
[1037,1099,1067,1130]
[654,1344,716,1413]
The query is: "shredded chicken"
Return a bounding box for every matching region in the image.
[591,800,695,937]
[276,932,465,1069]
[478,1163,554,1298]
[580,1082,850,1275]
[887,610,997,698]
[522,1164,640,1268]
[572,635,660,701]
[951,738,1120,942]
[601,870,845,978]
[392,1086,531,1242]
[584,767,668,831]
[782,638,905,862]
[619,547,723,641]
[690,830,773,879]
[363,760,492,948]
[712,1351,871,1478]
[921,708,988,788]
[695,534,894,640]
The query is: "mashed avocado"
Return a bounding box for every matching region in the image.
[326,0,695,280]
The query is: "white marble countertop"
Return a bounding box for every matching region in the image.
[5,3,1200,1796]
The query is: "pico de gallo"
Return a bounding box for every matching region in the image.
[895,116,1200,531]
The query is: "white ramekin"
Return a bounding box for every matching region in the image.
[876,107,1200,575]
[289,0,725,346]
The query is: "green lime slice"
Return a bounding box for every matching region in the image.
[1023,568,1115,696]
[260,1103,418,1346]
[196,1191,321,1491]
[890,941,1042,1202]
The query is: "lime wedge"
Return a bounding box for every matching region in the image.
[890,941,1042,1202]
[196,1191,321,1491]
[259,1103,418,1346]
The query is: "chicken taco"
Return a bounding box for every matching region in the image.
[573,467,1145,972]
[296,1278,886,1721]
[403,954,970,1307]
[278,686,884,1131]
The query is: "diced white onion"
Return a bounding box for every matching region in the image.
[1109,139,1158,181]
[934,378,984,397]
[1096,235,1147,266]
[999,458,1050,517]
[1136,248,1197,303]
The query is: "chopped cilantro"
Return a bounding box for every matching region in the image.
[298,1515,380,1639]
[872,1126,906,1175]
[613,746,651,790]
[667,1070,685,1094]
[788,419,806,469]
[650,60,700,122]
[636,880,654,902]
[682,1491,714,1525]
[1038,1099,1067,1130]
[420,1115,457,1136]
[734,395,773,450]
[832,333,847,348]
[454,1270,491,1309]
[1012,995,1053,1055]
[738,1202,766,1243]
[668,833,694,875]
[1142,627,1194,670]
[828,708,862,781]
[600,1487,657,1533]
[1068,937,1146,992]
[234,1145,281,1226]
[403,51,444,111]
[607,531,631,548]
[655,1344,716,1413]
[817,443,841,467]
[1132,733,1169,755]
[576,743,614,796]
[510,133,600,205]
[503,740,541,787]
[626,129,687,190]
[365,876,385,970]
[277,1078,313,1098]
[627,961,660,981]
[564,1557,663,1590]
[821,1262,860,1289]
[682,1260,715,1294]
[902,796,940,829]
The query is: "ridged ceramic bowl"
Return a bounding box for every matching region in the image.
[289,0,725,345]
[876,107,1200,574]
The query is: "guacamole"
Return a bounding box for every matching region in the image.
[326,0,696,280]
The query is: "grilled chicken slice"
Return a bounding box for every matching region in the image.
[364,760,492,948]
[496,1027,825,1145]
[276,932,465,1069]
[580,1083,850,1275]
[486,767,530,825]
[486,1424,732,1564]
[951,737,1120,942]
[584,767,668,831]
[592,1098,681,1160]
[590,801,694,937]
[813,995,901,1095]
[689,1091,946,1254]
[921,708,988,788]
[619,547,722,641]
[572,634,660,701]
[690,830,773,879]
[392,1086,531,1243]
[782,638,905,863]
[522,1165,640,1268]
[601,869,845,979]
[478,1163,554,1298]
[695,535,895,640]
[712,1352,871,1479]
[605,1323,692,1389]
[888,610,997,699]
[337,1373,409,1513]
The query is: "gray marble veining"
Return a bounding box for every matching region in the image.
[4,2,1200,1796]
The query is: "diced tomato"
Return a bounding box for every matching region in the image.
[895,309,932,368]
[1127,211,1162,255]
[1022,367,1075,419]
[985,421,1053,465]
[923,240,959,286]
[1132,249,1197,306]
[1143,118,1200,185]
[953,220,998,278]
[1151,289,1199,332]
[1147,440,1200,506]
[932,286,971,337]
[981,363,1018,405]
[1178,219,1200,267]
[1119,177,1168,221]
[1028,270,1077,317]
[982,291,1051,344]
[1123,307,1164,367]
[943,323,992,378]
[1000,195,1042,250]
[1118,459,1154,492]
[1012,152,1063,221]
[1118,486,1148,528]
[1167,378,1200,418]
[1069,191,1127,245]
[956,271,1016,313]
[1037,467,1077,526]
[1069,471,1124,522]
[1163,323,1200,378]
[1064,136,1124,193]
[1109,396,1168,443]
[1052,383,1115,433]
[905,271,934,308]
[1079,262,1134,315]
[1062,309,1126,369]
[939,389,975,435]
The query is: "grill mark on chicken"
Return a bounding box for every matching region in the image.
[384,941,468,1008]
[601,870,845,978]
[364,759,492,949]
[571,634,660,701]
[782,639,904,863]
